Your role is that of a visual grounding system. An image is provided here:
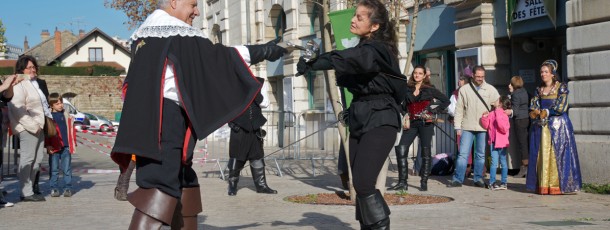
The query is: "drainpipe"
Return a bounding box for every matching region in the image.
[246,0,251,45]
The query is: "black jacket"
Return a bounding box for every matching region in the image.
[403,86,450,114]
[510,88,529,119]
[328,40,407,137]
[230,77,267,131]
[111,36,261,166]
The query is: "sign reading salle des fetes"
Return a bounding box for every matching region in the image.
[512,0,547,22]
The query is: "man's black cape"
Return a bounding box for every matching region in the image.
[111,36,261,170]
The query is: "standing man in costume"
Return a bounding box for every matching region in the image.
[227,77,277,196]
[110,0,287,229]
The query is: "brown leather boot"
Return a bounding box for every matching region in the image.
[128,188,178,230]
[178,187,202,230]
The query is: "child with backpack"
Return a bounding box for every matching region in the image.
[45,93,76,197]
[480,95,511,190]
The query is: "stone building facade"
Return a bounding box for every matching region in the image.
[565,0,610,184]
[41,75,124,120]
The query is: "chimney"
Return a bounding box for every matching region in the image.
[54,27,61,55]
[23,36,29,51]
[41,29,50,41]
[79,29,85,38]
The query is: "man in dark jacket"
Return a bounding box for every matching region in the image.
[226,77,276,196]
[110,0,286,229]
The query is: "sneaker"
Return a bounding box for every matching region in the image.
[473,180,487,188]
[0,199,14,208]
[489,182,500,191]
[63,189,72,197]
[498,183,507,190]
[447,181,463,187]
[51,189,61,197]
[21,194,46,202]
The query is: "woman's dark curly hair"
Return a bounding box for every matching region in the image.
[15,55,39,74]
[358,0,398,56]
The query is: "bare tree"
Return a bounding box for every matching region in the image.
[104,0,158,30]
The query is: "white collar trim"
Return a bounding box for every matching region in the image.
[130,10,204,40]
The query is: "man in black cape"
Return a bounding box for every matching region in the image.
[110,0,287,229]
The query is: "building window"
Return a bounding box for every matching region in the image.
[89,47,103,62]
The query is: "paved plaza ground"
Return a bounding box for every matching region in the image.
[1,132,609,229]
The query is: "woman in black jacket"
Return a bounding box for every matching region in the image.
[508,76,529,177]
[297,0,405,228]
[389,65,449,192]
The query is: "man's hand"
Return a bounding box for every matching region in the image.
[504,109,513,117]
[263,38,288,62]
[246,38,288,65]
[456,129,462,136]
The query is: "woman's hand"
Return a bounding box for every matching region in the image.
[482,111,489,117]
[296,57,311,76]
[529,109,540,119]
[0,75,17,92]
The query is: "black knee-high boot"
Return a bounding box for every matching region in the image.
[227,158,246,196]
[355,190,390,230]
[250,159,277,194]
[389,145,408,191]
[420,147,432,191]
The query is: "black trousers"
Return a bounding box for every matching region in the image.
[349,126,396,196]
[398,120,434,148]
[135,99,198,198]
[229,128,264,161]
[513,118,529,161]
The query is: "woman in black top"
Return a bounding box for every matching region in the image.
[507,76,529,177]
[390,65,449,192]
[297,0,405,228]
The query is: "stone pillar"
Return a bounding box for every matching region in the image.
[566,0,610,184]
[451,0,510,86]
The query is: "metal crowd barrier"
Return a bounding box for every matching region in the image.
[1,135,18,179]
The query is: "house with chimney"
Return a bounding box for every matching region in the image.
[23,27,131,74]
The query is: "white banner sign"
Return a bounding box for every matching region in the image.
[512,0,547,22]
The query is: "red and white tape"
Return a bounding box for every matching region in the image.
[77,140,110,156]
[77,129,117,137]
[40,167,120,174]
[77,134,114,150]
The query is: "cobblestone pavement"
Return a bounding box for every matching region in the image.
[1,133,610,229]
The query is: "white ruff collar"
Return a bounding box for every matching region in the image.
[131,10,204,40]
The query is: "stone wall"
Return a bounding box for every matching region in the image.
[566,0,610,184]
[41,75,125,120]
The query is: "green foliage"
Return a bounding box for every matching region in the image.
[0,67,14,75]
[91,65,123,76]
[0,19,6,53]
[395,189,409,196]
[582,183,610,194]
[39,66,90,76]
[38,65,122,76]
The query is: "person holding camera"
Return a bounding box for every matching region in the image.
[226,77,277,196]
